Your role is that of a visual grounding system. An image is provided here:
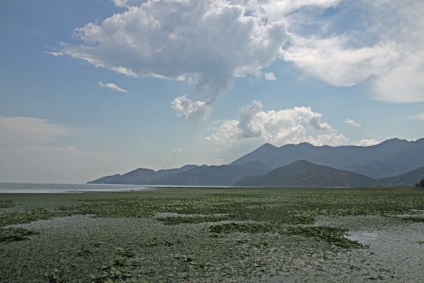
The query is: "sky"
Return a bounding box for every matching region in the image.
[0,0,423,183]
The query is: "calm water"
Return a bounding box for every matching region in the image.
[0,183,152,193]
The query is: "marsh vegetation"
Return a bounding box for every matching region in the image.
[1,187,424,282]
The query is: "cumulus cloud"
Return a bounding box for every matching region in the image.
[264,72,277,81]
[112,0,146,8]
[99,82,128,93]
[355,139,380,147]
[60,0,424,117]
[282,0,424,103]
[64,0,288,102]
[112,0,128,7]
[283,35,397,87]
[171,95,212,122]
[0,115,75,148]
[207,101,345,146]
[345,119,361,127]
[46,51,64,57]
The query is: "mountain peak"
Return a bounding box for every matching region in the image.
[235,160,377,188]
[89,137,424,186]
[258,143,277,150]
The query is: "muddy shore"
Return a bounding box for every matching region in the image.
[1,187,424,282]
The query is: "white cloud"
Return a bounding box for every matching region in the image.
[171,95,212,122]
[46,51,64,57]
[283,35,397,87]
[364,1,424,103]
[264,72,277,81]
[282,0,424,103]
[61,0,424,116]
[0,115,75,148]
[207,101,342,146]
[112,0,147,8]
[112,0,128,7]
[64,0,289,102]
[235,0,341,21]
[355,139,379,147]
[345,118,361,127]
[307,133,348,146]
[99,82,128,93]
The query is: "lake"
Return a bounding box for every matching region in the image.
[0,183,152,193]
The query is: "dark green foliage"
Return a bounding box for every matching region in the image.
[402,217,424,222]
[0,207,71,227]
[157,215,229,225]
[45,268,62,283]
[210,222,275,234]
[88,246,148,283]
[0,199,14,208]
[286,226,364,249]
[415,177,424,187]
[0,227,39,242]
[379,168,424,187]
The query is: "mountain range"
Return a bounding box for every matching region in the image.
[88,138,424,187]
[234,160,378,188]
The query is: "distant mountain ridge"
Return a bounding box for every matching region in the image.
[378,166,424,187]
[234,160,377,188]
[231,138,424,179]
[89,161,270,186]
[88,138,424,187]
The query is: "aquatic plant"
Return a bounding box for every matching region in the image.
[0,199,14,208]
[0,227,39,242]
[1,187,424,282]
[286,226,365,249]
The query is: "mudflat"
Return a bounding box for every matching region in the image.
[1,187,424,282]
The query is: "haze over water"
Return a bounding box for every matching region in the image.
[0,183,151,194]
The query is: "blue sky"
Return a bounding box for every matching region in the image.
[1,0,423,183]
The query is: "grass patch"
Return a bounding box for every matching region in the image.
[0,208,73,227]
[0,199,14,208]
[209,222,275,234]
[156,215,229,225]
[1,187,424,282]
[286,226,364,249]
[402,217,424,223]
[0,227,39,242]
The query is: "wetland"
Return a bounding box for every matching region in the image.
[1,187,424,282]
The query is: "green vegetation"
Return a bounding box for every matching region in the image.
[1,187,424,282]
[0,199,14,208]
[210,222,275,234]
[286,226,364,249]
[0,227,39,242]
[157,214,229,225]
[416,177,424,187]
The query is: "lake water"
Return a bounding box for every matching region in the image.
[0,183,152,193]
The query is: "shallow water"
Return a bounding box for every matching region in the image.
[313,215,424,282]
[0,182,152,193]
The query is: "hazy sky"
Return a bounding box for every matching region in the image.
[1,0,423,183]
